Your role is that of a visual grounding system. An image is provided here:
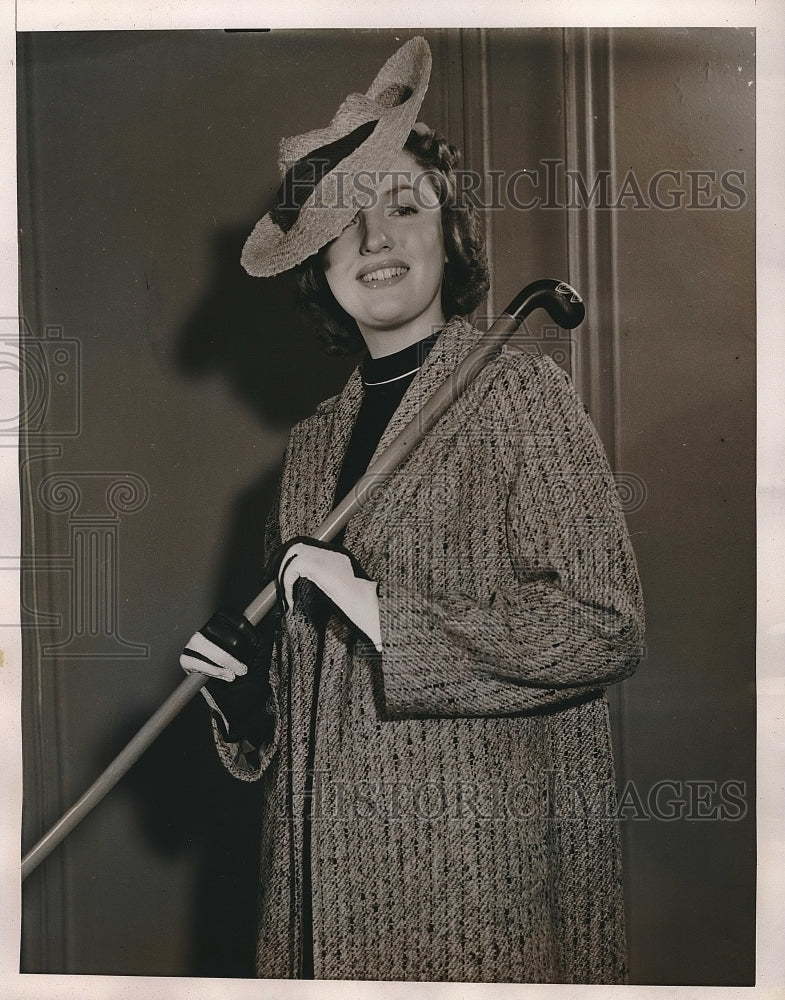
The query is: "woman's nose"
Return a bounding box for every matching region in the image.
[360,214,393,254]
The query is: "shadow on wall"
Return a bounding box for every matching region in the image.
[118,218,358,976]
[104,699,263,977]
[174,220,359,431]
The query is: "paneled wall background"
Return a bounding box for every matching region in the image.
[17,28,755,984]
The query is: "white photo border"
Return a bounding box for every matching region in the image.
[2,2,782,999]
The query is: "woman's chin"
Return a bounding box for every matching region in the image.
[360,308,417,332]
[358,299,444,336]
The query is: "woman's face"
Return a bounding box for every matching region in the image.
[323,150,446,354]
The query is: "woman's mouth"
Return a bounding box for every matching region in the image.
[358,265,409,286]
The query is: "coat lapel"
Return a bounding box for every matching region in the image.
[278,366,364,540]
[279,316,482,545]
[344,316,482,544]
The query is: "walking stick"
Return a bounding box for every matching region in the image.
[21,278,584,881]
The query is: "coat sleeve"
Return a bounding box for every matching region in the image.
[210,470,286,782]
[375,352,645,717]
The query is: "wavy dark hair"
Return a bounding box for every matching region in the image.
[293,128,490,356]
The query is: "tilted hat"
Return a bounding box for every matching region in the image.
[241,36,432,278]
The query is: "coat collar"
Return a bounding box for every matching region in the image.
[279,315,482,541]
[367,315,480,465]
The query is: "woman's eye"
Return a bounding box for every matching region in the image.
[390,205,417,218]
[338,214,359,234]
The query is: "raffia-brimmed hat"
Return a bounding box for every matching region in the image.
[241,36,432,278]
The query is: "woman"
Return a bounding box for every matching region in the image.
[181,36,644,983]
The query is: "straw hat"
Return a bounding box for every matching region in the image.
[241,36,432,278]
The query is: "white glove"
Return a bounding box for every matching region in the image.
[179,608,277,745]
[180,631,249,681]
[179,630,240,729]
[276,538,382,652]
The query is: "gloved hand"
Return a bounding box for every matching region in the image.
[270,536,382,652]
[180,606,277,747]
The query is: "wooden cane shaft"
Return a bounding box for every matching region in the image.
[21,311,522,880]
[244,316,521,622]
[21,671,207,880]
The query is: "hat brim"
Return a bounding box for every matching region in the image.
[241,36,432,278]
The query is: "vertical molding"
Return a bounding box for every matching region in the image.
[436,28,464,145]
[439,28,495,325]
[17,34,68,974]
[460,28,495,323]
[563,28,620,466]
[563,26,631,946]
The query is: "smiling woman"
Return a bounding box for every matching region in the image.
[179,35,644,983]
[321,151,447,356]
[294,128,491,358]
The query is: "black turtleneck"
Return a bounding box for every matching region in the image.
[332,328,442,514]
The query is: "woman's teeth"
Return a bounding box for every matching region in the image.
[360,266,408,283]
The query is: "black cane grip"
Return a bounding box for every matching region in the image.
[200,608,266,668]
[505,277,585,330]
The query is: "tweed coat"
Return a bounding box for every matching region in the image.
[213,316,645,983]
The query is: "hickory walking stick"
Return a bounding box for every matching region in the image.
[22,278,584,881]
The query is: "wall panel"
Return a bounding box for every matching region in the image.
[17,28,755,983]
